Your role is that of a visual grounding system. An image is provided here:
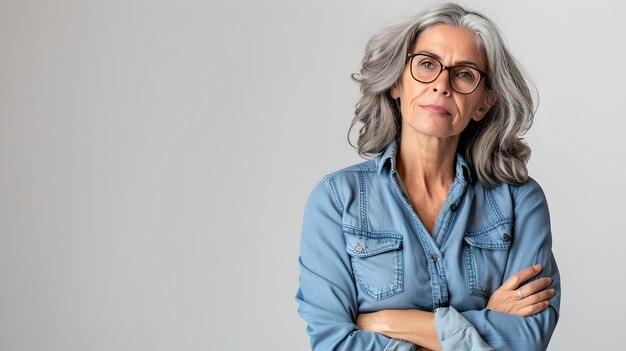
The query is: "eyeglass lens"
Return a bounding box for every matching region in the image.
[410,54,481,94]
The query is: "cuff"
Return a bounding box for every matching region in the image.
[384,338,417,351]
[434,307,494,351]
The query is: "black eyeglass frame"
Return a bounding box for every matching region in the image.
[407,53,488,95]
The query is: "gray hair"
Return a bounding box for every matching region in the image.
[349,2,536,187]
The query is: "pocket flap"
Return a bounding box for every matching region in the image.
[343,227,402,258]
[464,223,512,249]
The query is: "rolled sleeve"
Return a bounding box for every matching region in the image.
[434,307,494,350]
[384,338,417,351]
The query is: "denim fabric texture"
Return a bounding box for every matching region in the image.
[296,140,560,350]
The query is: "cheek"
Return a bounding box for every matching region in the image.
[400,84,427,104]
[458,98,482,116]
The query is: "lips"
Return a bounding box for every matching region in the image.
[420,104,450,115]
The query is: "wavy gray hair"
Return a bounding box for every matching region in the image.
[349,2,536,187]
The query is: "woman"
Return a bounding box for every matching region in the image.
[296,3,560,350]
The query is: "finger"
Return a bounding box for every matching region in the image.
[518,277,552,297]
[516,301,550,317]
[501,264,542,290]
[522,288,555,306]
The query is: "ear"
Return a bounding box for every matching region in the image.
[473,90,496,121]
[390,83,400,99]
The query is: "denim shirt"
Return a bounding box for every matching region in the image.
[296,140,560,350]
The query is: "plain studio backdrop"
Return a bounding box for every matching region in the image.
[1,0,624,350]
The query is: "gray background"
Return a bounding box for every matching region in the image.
[1,0,623,350]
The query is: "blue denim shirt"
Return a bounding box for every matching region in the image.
[296,140,560,350]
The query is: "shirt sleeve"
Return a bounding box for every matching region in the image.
[296,178,417,351]
[434,178,560,350]
[434,307,494,350]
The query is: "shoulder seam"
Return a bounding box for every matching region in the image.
[326,167,376,178]
[324,160,377,179]
[322,175,344,213]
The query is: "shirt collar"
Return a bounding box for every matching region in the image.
[376,139,399,174]
[375,139,475,183]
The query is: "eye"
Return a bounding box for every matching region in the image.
[455,69,477,81]
[417,58,438,70]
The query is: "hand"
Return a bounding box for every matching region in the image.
[486,264,555,316]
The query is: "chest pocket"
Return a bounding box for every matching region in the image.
[463,222,512,298]
[343,227,403,300]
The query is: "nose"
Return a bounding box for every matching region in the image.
[432,68,452,96]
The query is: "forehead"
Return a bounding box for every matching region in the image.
[412,24,486,68]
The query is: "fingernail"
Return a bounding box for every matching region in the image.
[550,289,556,295]
[533,264,542,271]
[546,277,552,284]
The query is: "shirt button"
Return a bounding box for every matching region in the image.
[450,203,458,212]
[354,244,364,252]
[431,253,438,261]
[502,233,511,242]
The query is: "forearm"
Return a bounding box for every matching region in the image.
[357,310,441,350]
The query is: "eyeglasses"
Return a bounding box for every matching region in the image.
[407,53,487,94]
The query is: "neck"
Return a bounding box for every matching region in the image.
[395,131,459,192]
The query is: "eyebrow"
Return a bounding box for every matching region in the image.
[414,50,483,70]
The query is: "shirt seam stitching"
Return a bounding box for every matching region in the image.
[323,175,345,213]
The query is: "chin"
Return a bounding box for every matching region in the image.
[408,121,458,139]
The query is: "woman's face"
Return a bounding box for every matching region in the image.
[391,24,494,141]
